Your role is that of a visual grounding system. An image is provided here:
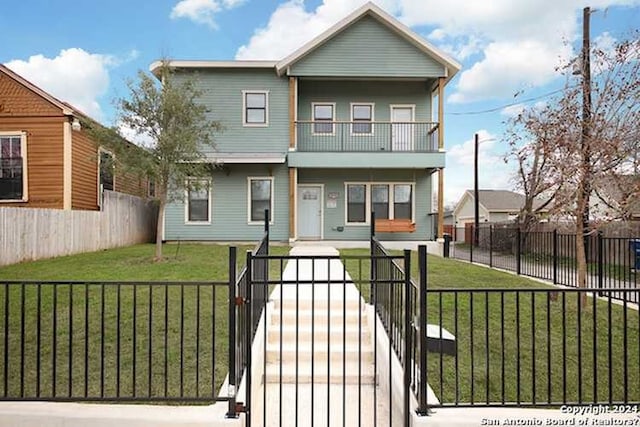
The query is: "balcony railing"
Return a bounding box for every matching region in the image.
[295,121,439,152]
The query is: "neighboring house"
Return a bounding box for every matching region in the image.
[453,189,543,226]
[157,2,460,242]
[0,64,146,210]
[592,175,640,221]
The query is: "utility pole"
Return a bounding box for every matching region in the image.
[581,6,592,254]
[474,133,479,246]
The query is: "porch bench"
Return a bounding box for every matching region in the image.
[375,219,416,233]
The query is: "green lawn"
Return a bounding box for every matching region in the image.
[0,243,289,402]
[1,244,637,406]
[341,249,640,406]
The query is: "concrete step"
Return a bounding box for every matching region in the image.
[268,325,370,344]
[266,344,374,364]
[264,361,375,384]
[274,297,365,311]
[270,309,364,326]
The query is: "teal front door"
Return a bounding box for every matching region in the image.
[297,185,322,239]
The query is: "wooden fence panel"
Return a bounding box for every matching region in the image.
[0,191,157,266]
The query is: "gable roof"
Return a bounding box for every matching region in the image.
[453,189,550,218]
[0,63,76,116]
[275,2,461,82]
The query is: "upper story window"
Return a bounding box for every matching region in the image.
[0,132,27,202]
[243,91,269,127]
[351,103,374,135]
[186,179,211,223]
[312,102,335,135]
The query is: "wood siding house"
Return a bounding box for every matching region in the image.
[0,64,146,211]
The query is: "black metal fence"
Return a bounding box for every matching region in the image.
[296,121,439,152]
[0,280,228,402]
[451,225,640,303]
[423,286,640,407]
[227,213,269,417]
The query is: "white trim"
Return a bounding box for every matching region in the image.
[344,182,370,226]
[311,102,336,136]
[0,131,28,203]
[297,184,324,240]
[293,78,299,149]
[247,176,275,225]
[242,90,269,127]
[390,104,416,151]
[150,60,276,75]
[344,181,416,226]
[184,178,212,225]
[292,168,298,240]
[63,121,72,210]
[274,2,461,81]
[350,102,375,136]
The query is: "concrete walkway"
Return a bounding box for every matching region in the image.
[262,246,389,427]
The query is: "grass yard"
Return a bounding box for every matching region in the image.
[0,244,638,406]
[0,243,289,402]
[341,249,640,406]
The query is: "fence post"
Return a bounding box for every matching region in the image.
[516,227,522,275]
[417,245,429,415]
[553,230,558,284]
[470,225,474,263]
[489,225,493,268]
[403,249,412,424]
[245,250,253,419]
[370,211,376,303]
[264,208,270,241]
[227,246,237,418]
[598,230,603,290]
[443,233,451,258]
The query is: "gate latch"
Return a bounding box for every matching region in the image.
[235,402,248,413]
[235,297,249,306]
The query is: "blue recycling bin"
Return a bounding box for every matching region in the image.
[630,239,640,272]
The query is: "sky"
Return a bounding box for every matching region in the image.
[2,0,639,207]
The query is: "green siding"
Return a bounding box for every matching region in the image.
[297,80,432,121]
[290,16,445,78]
[176,69,289,154]
[164,164,289,241]
[298,169,434,241]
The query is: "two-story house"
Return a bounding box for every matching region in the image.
[156,2,460,242]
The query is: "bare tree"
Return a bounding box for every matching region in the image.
[505,33,640,295]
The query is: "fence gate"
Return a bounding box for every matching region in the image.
[227,212,430,426]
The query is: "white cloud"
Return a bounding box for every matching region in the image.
[5,48,116,120]
[170,0,245,28]
[237,0,640,100]
[500,103,526,117]
[118,120,155,148]
[445,130,514,204]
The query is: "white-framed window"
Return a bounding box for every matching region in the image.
[344,182,415,225]
[242,90,269,127]
[248,176,274,224]
[350,103,374,135]
[311,102,335,135]
[0,132,27,202]
[185,178,212,224]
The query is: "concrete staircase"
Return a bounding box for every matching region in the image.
[262,247,381,426]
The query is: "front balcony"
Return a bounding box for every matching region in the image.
[288,121,445,169]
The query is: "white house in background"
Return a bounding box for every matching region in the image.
[453,189,530,226]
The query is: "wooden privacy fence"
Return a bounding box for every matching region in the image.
[0,191,157,266]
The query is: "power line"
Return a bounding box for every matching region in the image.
[446,86,576,116]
